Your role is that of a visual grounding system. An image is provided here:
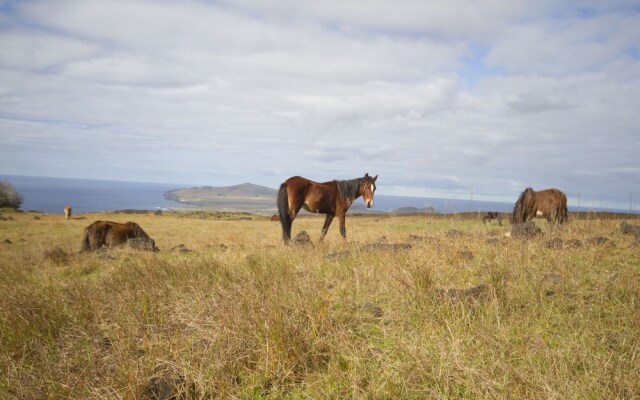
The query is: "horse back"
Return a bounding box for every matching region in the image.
[285,176,338,213]
[537,188,567,209]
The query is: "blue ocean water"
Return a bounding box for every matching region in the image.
[1,175,632,215]
[1,175,182,214]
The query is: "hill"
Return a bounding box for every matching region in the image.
[164,183,277,202]
[164,183,277,212]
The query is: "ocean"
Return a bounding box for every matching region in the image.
[1,175,182,214]
[0,175,632,215]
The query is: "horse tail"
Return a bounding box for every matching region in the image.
[560,193,569,224]
[80,227,90,252]
[277,183,292,243]
[512,191,526,224]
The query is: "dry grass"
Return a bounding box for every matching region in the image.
[1,209,639,399]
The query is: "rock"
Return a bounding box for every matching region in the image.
[586,236,610,246]
[620,221,640,244]
[542,273,562,284]
[408,235,439,244]
[326,251,350,260]
[565,239,583,248]
[292,231,312,246]
[360,243,412,252]
[546,238,564,249]
[436,284,488,302]
[206,243,229,250]
[360,302,383,318]
[510,222,542,239]
[142,373,190,400]
[620,221,640,236]
[127,237,159,251]
[170,244,191,253]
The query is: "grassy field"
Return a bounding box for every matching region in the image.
[1,209,639,399]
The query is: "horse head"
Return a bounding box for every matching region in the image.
[360,173,378,208]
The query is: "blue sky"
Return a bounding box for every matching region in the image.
[1,0,639,209]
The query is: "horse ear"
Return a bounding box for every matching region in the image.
[373,175,378,182]
[364,173,369,178]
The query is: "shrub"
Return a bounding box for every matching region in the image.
[0,181,23,209]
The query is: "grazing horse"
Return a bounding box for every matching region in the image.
[277,173,378,243]
[512,187,568,224]
[80,221,157,252]
[64,205,72,220]
[482,212,503,226]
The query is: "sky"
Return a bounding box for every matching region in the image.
[1,0,639,209]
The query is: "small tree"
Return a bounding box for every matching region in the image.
[0,181,24,209]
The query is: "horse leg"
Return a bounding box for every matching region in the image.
[319,213,335,242]
[338,213,347,240]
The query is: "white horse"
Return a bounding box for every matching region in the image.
[64,205,72,220]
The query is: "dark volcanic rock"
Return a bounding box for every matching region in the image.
[326,251,350,260]
[565,239,583,248]
[361,243,412,252]
[436,284,489,302]
[170,244,191,253]
[359,302,383,318]
[127,237,158,251]
[292,231,312,246]
[586,236,611,246]
[546,238,564,249]
[511,222,542,239]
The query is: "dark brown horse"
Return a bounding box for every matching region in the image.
[80,221,157,252]
[482,212,503,225]
[512,187,568,224]
[277,173,378,243]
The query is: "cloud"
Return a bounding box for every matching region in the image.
[0,0,639,209]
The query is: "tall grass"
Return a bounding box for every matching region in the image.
[1,210,639,398]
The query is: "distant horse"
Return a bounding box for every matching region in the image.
[277,173,378,243]
[482,212,503,226]
[64,205,72,220]
[80,221,157,252]
[512,187,568,224]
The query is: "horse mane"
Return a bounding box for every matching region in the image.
[335,178,362,205]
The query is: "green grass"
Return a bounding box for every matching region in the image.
[0,210,639,398]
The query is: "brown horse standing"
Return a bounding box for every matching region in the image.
[277,173,378,243]
[482,212,503,225]
[64,205,72,220]
[512,187,568,224]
